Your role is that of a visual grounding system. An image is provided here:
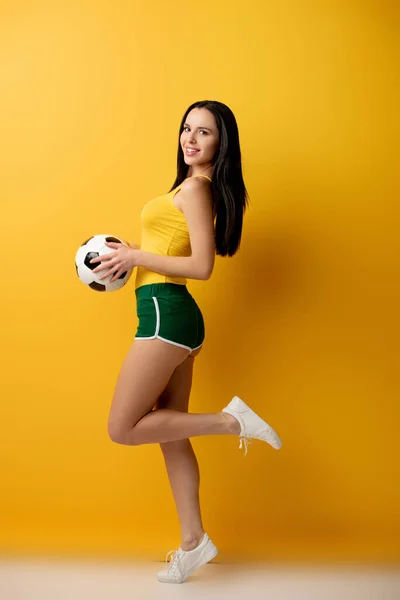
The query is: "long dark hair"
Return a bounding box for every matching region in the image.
[168,100,250,257]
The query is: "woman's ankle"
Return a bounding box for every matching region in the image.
[180,531,206,551]
[220,411,241,435]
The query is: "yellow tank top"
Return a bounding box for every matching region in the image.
[134,174,212,290]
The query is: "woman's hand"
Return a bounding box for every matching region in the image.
[119,238,140,250]
[90,240,140,282]
[126,241,141,250]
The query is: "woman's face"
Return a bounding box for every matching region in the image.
[180,108,220,172]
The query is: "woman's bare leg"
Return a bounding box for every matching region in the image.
[107,340,237,551]
[107,339,239,447]
[157,352,204,551]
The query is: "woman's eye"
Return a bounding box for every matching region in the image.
[183,127,207,134]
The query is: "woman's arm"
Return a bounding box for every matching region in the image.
[135,179,215,280]
[136,250,210,280]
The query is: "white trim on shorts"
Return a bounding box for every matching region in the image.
[134,296,203,353]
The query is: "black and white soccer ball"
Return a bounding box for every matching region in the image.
[75,234,133,292]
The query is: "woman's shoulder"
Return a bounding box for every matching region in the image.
[180,176,212,192]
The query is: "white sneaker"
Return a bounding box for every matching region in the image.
[157,533,218,583]
[222,395,282,455]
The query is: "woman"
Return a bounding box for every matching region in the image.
[90,100,282,583]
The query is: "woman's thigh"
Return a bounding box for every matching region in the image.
[107,338,190,441]
[156,355,196,413]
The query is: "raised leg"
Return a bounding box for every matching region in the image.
[107,339,239,446]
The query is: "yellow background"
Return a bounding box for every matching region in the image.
[1,0,398,562]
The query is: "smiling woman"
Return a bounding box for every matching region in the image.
[97,100,282,584]
[183,124,212,155]
[181,114,219,173]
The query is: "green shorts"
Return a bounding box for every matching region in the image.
[134,283,205,352]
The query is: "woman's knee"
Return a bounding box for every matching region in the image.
[108,420,142,446]
[108,425,129,445]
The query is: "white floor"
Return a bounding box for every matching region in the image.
[1,559,400,600]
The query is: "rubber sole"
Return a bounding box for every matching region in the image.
[157,542,219,584]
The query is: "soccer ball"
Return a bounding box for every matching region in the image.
[75,234,133,292]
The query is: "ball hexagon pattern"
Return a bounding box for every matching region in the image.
[75,234,133,292]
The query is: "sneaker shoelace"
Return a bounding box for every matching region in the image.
[165,548,184,576]
[239,435,252,456]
